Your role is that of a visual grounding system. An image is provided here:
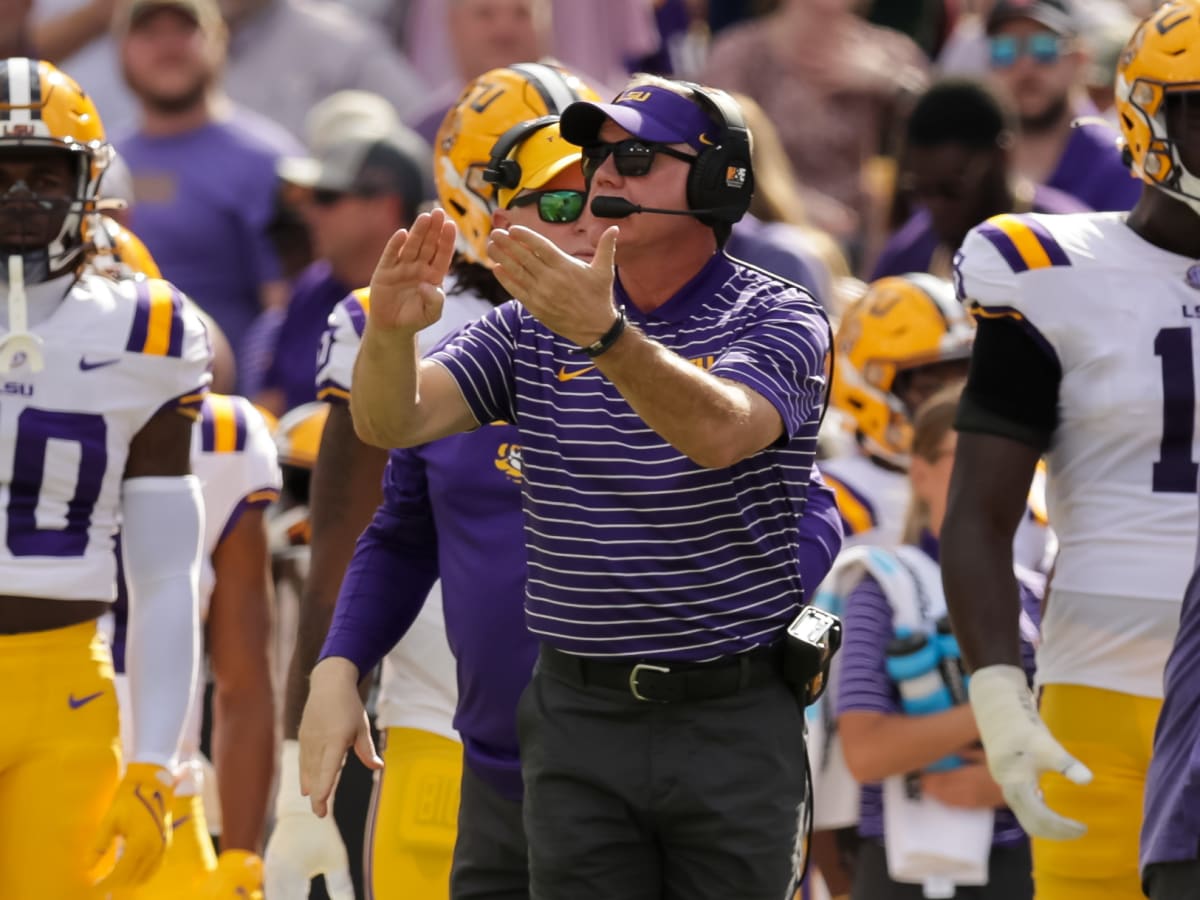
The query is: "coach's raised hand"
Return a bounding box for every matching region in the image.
[367,209,457,334]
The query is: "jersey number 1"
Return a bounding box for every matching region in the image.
[1154,327,1199,494]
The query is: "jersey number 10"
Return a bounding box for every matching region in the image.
[1154,327,1199,494]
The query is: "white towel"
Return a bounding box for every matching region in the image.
[882,776,994,897]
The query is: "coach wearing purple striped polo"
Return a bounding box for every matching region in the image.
[336,78,838,900]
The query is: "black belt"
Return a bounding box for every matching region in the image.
[538,643,784,703]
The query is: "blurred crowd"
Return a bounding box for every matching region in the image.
[0,0,1150,419]
[1,1,1174,898]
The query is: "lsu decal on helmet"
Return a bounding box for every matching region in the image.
[84,215,162,280]
[1115,1,1200,212]
[0,58,112,282]
[434,62,598,264]
[830,274,973,469]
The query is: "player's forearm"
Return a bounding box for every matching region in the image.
[941,516,1024,672]
[350,324,423,448]
[840,706,979,784]
[283,412,388,737]
[214,684,275,852]
[321,508,439,677]
[593,326,771,469]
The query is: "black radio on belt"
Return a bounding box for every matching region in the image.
[782,606,842,706]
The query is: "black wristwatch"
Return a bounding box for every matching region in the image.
[580,309,627,358]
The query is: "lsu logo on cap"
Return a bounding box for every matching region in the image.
[725,165,748,189]
[617,90,652,103]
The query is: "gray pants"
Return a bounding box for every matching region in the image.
[1145,859,1200,900]
[450,763,529,899]
[516,660,808,900]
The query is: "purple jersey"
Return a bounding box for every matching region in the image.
[871,185,1087,281]
[324,427,842,799]
[119,110,302,373]
[262,261,350,412]
[430,251,831,661]
[836,536,1037,846]
[1048,120,1142,213]
[1141,562,1200,871]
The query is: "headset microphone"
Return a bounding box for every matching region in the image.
[590,196,731,220]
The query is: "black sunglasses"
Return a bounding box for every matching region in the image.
[311,187,385,207]
[506,189,587,223]
[581,140,698,180]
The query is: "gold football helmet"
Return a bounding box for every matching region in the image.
[85,215,162,280]
[830,274,974,469]
[434,62,598,264]
[1115,1,1200,213]
[0,58,112,280]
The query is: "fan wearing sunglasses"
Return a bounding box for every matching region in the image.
[985,0,1141,213]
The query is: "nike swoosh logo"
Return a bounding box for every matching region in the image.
[557,365,595,382]
[68,690,104,709]
[172,815,191,831]
[79,357,120,371]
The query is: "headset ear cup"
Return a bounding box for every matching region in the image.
[686,146,726,214]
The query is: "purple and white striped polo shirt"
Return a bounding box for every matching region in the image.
[429,251,830,662]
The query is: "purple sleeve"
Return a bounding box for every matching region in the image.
[798,468,843,596]
[320,448,439,676]
[427,302,522,427]
[835,575,902,717]
[709,283,830,439]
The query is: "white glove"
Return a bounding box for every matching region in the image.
[968,665,1093,840]
[264,740,355,900]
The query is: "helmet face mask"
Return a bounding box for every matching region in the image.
[1115,2,1200,215]
[830,275,974,470]
[0,59,111,283]
[433,63,598,265]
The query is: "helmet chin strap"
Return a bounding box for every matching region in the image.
[0,255,46,373]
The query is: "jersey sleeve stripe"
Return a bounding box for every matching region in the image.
[346,291,369,338]
[206,394,247,453]
[822,473,877,536]
[316,384,351,403]
[979,215,1070,273]
[128,280,186,356]
[968,302,1063,370]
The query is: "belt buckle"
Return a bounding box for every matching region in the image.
[629,662,671,702]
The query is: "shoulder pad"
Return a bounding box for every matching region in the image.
[124,278,193,358]
[199,393,253,453]
[954,213,1073,308]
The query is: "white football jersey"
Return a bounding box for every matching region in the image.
[0,274,210,601]
[116,393,281,793]
[315,277,491,735]
[820,452,909,550]
[957,211,1200,693]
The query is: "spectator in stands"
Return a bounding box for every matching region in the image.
[726,92,849,310]
[871,78,1084,281]
[986,0,1140,211]
[408,0,553,144]
[116,0,302,386]
[256,126,432,416]
[218,0,426,142]
[702,0,929,245]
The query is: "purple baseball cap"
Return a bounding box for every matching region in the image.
[560,84,718,152]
